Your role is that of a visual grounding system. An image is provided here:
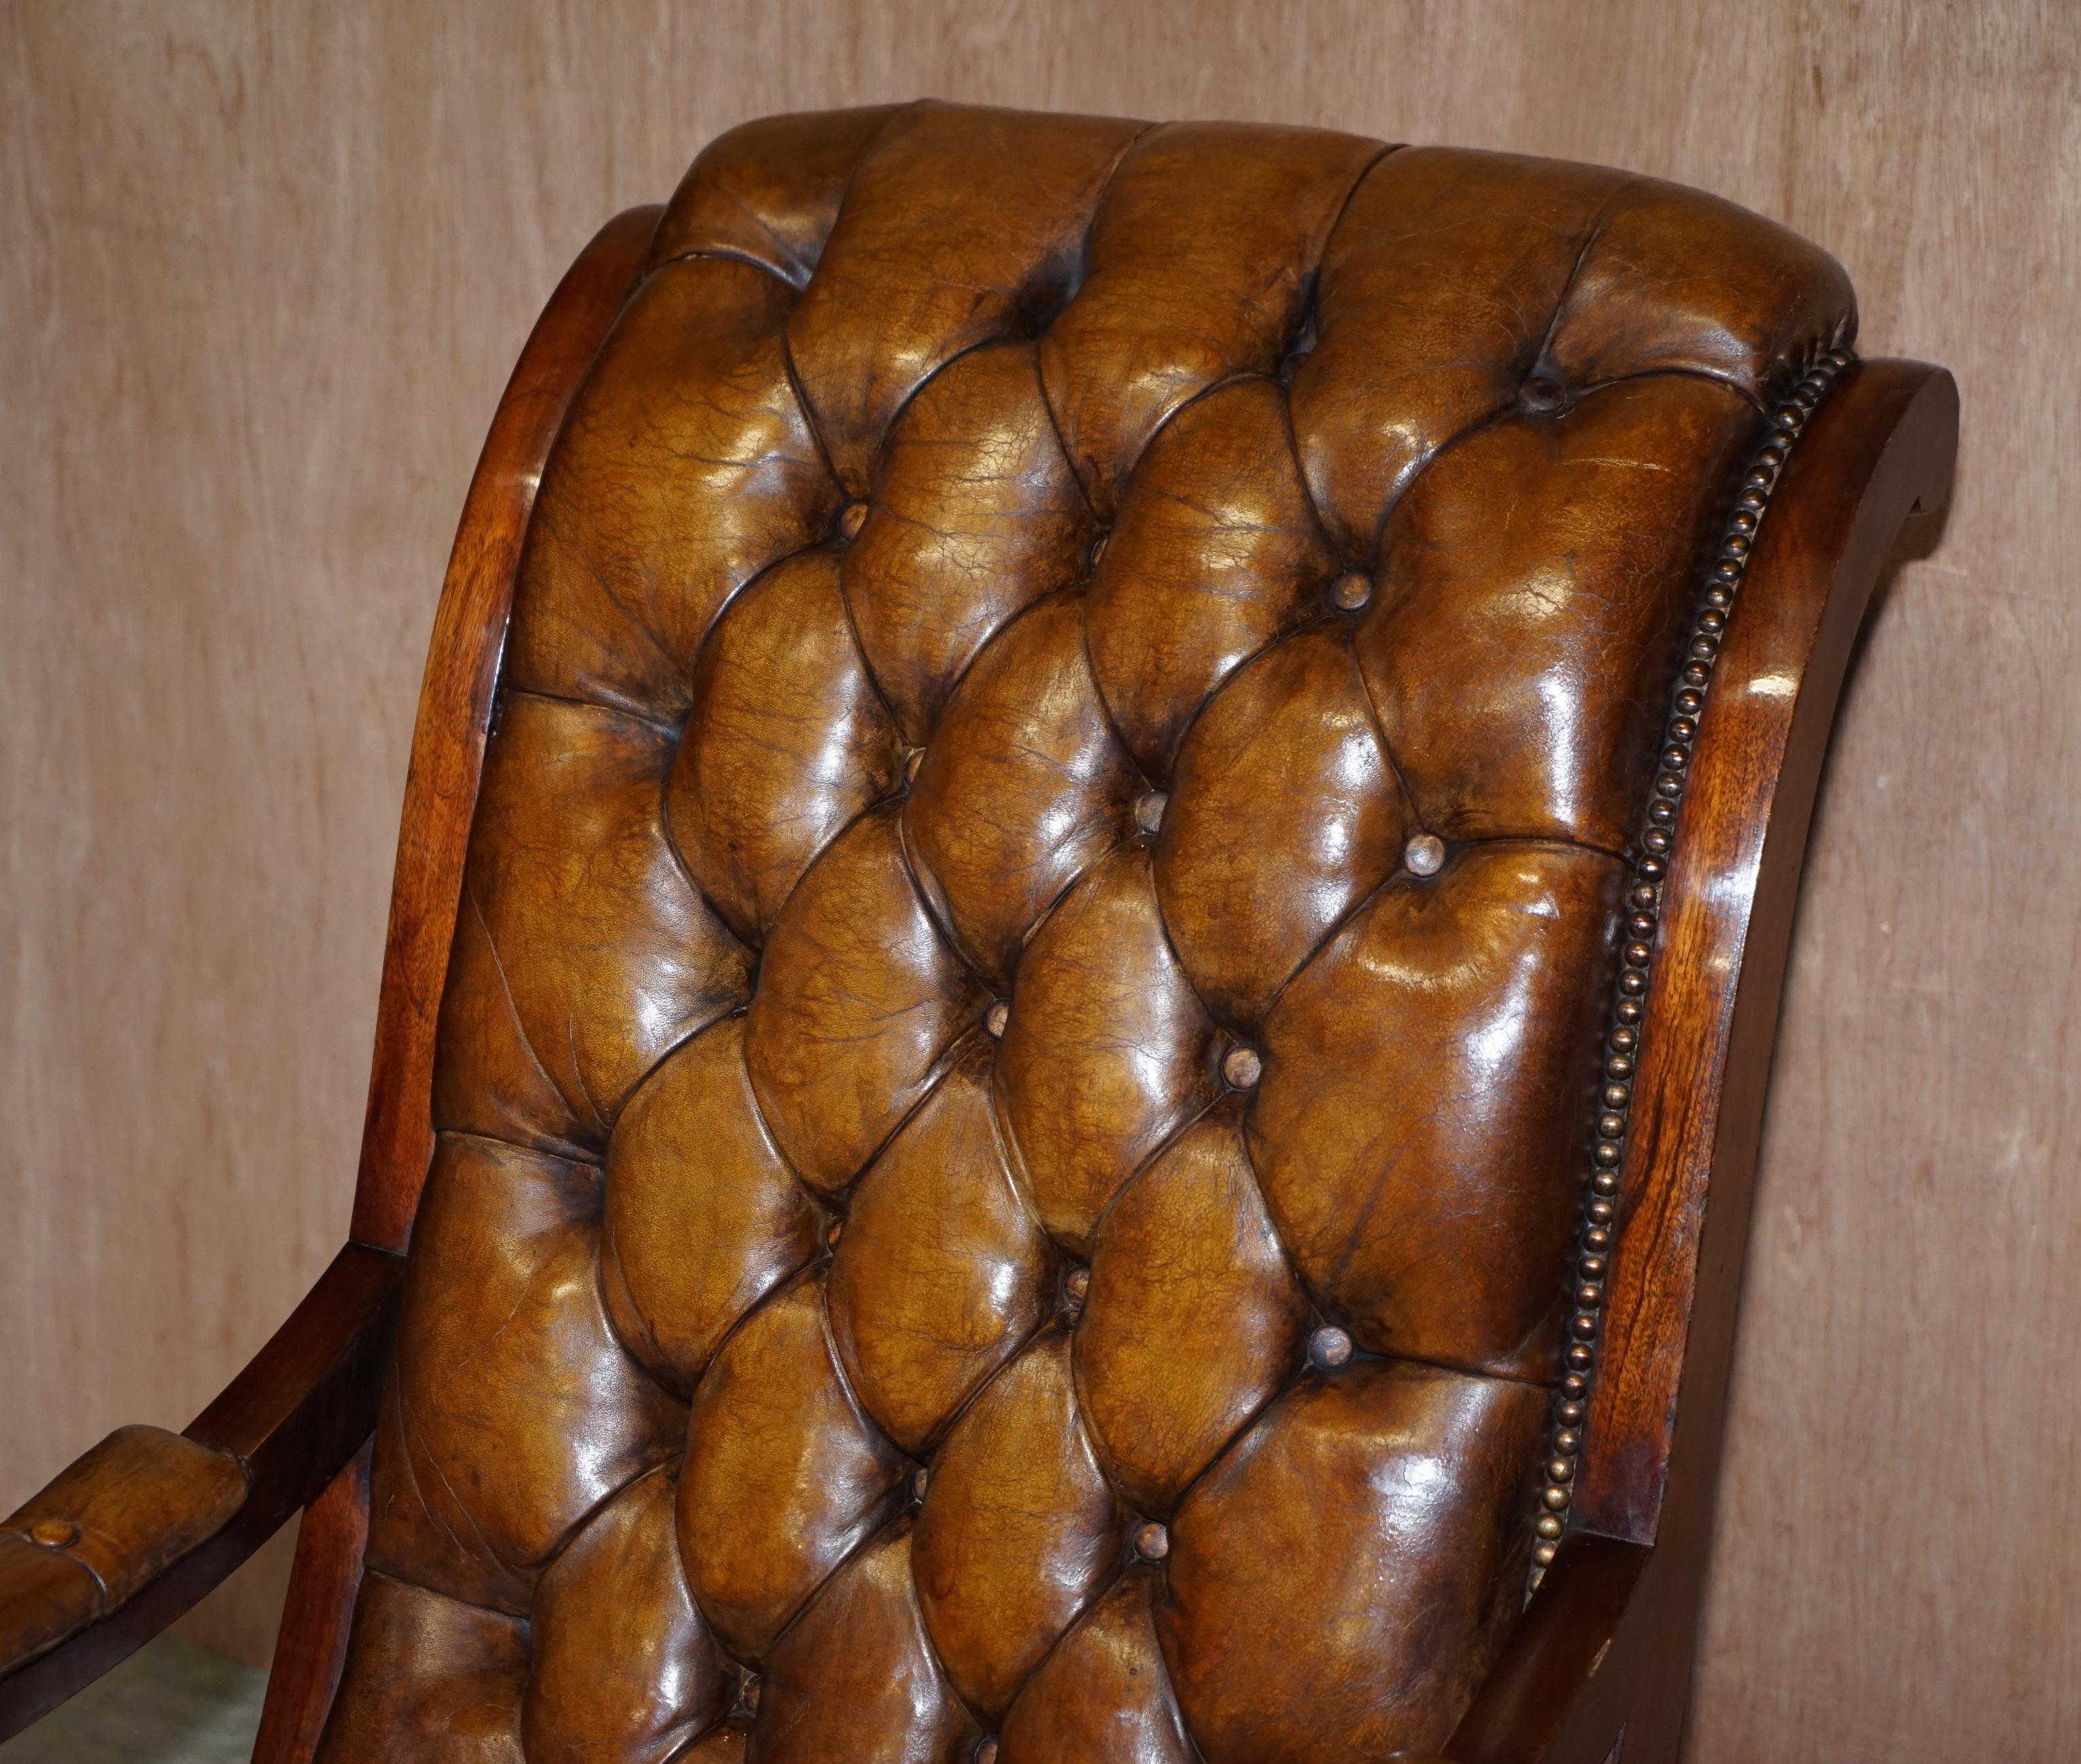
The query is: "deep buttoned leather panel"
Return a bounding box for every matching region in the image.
[321,101,1854,1763]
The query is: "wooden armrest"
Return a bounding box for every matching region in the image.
[1445,1534,1651,1764]
[0,1427,248,1676]
[0,1241,403,1740]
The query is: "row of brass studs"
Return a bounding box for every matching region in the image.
[1529,346,1856,1594]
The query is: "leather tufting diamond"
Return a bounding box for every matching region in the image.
[669,550,901,946]
[1156,621,1409,1028]
[904,591,1139,984]
[1039,120,1381,521]
[648,105,903,289]
[433,691,751,1161]
[746,804,988,1194]
[1288,147,1621,553]
[1084,377,1338,782]
[913,1330,1125,1716]
[522,1466,734,1764]
[842,341,1093,746]
[1076,1099,1309,1516]
[999,1566,1195,1764]
[1250,844,1621,1378]
[786,101,1143,492]
[1160,1363,1546,1764]
[366,1135,684,1616]
[1356,375,1750,850]
[676,1274,910,1660]
[828,1040,1058,1455]
[755,1519,981,1764]
[503,256,840,722]
[995,842,1218,1255]
[315,1571,528,1757]
[601,1015,823,1396]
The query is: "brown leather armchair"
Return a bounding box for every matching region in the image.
[0,103,1956,1763]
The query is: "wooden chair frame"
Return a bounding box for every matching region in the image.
[0,201,1958,1762]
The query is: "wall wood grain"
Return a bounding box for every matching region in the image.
[3,3,2071,1754]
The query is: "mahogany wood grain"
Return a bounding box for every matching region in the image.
[247,1443,371,1764]
[1448,1534,1651,1764]
[1583,362,1961,1545]
[1611,362,1959,1762]
[349,203,661,1252]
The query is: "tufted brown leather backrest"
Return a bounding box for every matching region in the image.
[314,102,1855,1764]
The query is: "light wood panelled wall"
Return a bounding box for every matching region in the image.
[3,3,2072,1755]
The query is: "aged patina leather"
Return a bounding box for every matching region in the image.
[0,1428,248,1676]
[313,101,1855,1763]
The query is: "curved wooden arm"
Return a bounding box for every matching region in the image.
[0,1243,402,1740]
[1438,358,1961,1763]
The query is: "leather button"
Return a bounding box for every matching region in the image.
[975,1740,1000,1764]
[912,1467,931,1502]
[838,499,869,541]
[741,1673,762,1712]
[1329,570,1372,611]
[1519,373,1568,412]
[1221,1045,1261,1089]
[1307,1326,1354,1369]
[984,1000,1010,1038]
[1063,1266,1090,1313]
[1133,789,1167,833]
[904,746,926,784]
[27,1518,78,1549]
[1133,1520,1170,1561]
[1403,831,1446,876]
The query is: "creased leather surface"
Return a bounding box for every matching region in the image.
[318,100,1855,1763]
[0,1425,247,1673]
